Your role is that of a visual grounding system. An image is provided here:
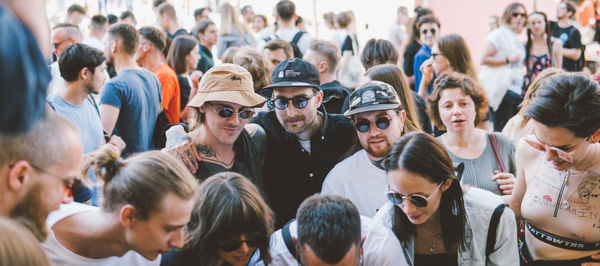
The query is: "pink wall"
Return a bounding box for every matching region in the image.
[425,0,559,71]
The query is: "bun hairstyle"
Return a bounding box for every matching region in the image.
[82,144,198,219]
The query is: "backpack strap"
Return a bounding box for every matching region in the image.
[486,203,508,258]
[282,219,298,261]
[290,31,306,46]
[87,95,101,118]
[488,133,507,173]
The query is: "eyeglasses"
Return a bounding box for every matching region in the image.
[420,28,436,35]
[385,182,444,209]
[9,162,81,194]
[218,236,263,252]
[354,117,392,133]
[523,134,588,163]
[208,104,254,119]
[272,91,318,110]
[512,12,526,18]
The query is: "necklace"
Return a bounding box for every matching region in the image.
[554,170,571,217]
[429,233,442,254]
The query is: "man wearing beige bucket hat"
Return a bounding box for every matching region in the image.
[166,63,268,191]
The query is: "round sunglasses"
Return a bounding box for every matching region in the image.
[272,91,318,110]
[208,104,255,120]
[218,236,263,252]
[354,117,392,133]
[385,182,443,209]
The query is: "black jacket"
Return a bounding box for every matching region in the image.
[252,109,356,228]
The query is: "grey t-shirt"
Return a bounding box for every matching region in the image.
[438,133,516,195]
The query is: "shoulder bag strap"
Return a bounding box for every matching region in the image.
[486,203,508,258]
[282,219,298,261]
[290,31,305,46]
[488,133,507,173]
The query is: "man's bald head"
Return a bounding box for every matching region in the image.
[51,23,82,58]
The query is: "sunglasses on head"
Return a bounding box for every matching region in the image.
[208,104,254,119]
[272,91,318,110]
[385,182,443,209]
[354,117,392,133]
[512,12,526,18]
[218,236,263,252]
[523,134,579,163]
[421,28,436,35]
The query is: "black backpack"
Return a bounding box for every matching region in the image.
[264,31,306,58]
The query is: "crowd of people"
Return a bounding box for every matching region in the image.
[1,0,600,265]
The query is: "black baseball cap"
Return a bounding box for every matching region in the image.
[263,58,321,90]
[344,81,401,116]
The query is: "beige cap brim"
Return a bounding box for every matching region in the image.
[188,90,267,108]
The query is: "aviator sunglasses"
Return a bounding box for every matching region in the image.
[218,236,263,252]
[354,117,392,133]
[208,104,255,119]
[272,91,318,110]
[385,182,444,209]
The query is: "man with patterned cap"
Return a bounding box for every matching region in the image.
[252,58,356,227]
[322,81,408,217]
[166,63,268,191]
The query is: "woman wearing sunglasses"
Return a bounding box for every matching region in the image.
[507,72,600,264]
[161,172,274,266]
[374,132,518,265]
[166,64,268,193]
[429,72,516,196]
[480,2,527,132]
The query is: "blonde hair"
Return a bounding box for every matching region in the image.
[81,144,198,219]
[220,3,247,36]
[0,218,50,266]
[233,46,272,92]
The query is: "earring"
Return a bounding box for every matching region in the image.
[452,200,459,216]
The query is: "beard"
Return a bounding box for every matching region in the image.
[10,183,50,241]
[281,115,308,134]
[365,136,392,158]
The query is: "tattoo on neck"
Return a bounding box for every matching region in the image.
[372,158,386,170]
[196,144,216,157]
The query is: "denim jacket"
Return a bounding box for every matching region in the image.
[373,187,519,266]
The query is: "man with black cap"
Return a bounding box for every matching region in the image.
[322,81,408,217]
[253,58,356,227]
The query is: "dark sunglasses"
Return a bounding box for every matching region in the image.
[385,182,443,209]
[208,104,254,119]
[512,12,526,18]
[354,117,391,133]
[218,236,263,252]
[421,28,436,35]
[272,91,318,110]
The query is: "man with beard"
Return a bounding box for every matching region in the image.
[322,81,406,217]
[48,43,125,205]
[0,111,82,241]
[253,58,356,227]
[100,23,161,157]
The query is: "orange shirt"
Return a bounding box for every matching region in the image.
[152,64,181,124]
[579,0,596,27]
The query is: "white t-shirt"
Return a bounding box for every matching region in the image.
[486,25,525,95]
[322,150,387,217]
[259,216,408,266]
[48,61,65,98]
[82,35,105,51]
[256,26,313,55]
[42,202,160,266]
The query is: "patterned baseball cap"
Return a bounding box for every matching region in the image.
[344,81,401,116]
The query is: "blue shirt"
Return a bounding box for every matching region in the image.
[100,68,161,157]
[48,95,104,205]
[413,44,434,96]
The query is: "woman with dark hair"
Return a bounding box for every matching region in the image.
[428,72,516,195]
[161,172,274,266]
[480,2,527,132]
[418,34,477,99]
[365,64,431,134]
[508,72,600,264]
[523,11,562,94]
[374,132,518,265]
[403,7,433,89]
[167,35,201,120]
[360,39,399,70]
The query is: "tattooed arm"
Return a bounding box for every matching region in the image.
[163,125,200,173]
